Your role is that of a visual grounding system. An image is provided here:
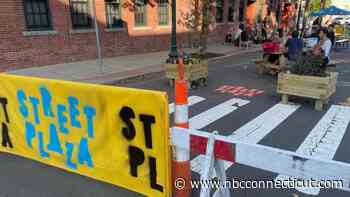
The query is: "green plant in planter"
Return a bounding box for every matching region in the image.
[183,53,201,65]
[291,51,328,77]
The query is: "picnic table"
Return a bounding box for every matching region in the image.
[335,39,349,48]
[255,51,285,75]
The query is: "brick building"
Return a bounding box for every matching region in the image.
[0,0,283,71]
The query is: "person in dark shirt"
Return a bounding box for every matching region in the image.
[285,31,304,61]
[327,24,336,46]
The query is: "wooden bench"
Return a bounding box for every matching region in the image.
[255,60,282,75]
[255,53,285,75]
[335,39,349,48]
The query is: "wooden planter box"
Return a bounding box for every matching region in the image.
[164,60,208,88]
[277,72,338,111]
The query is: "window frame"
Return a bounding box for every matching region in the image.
[215,0,224,23]
[105,0,124,29]
[157,0,169,26]
[228,0,235,22]
[239,0,244,22]
[134,0,148,27]
[69,0,92,29]
[23,0,53,31]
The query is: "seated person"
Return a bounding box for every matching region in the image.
[233,27,243,46]
[225,26,242,46]
[225,27,235,43]
[291,29,332,77]
[327,24,336,46]
[317,27,332,66]
[262,34,281,65]
[285,31,303,61]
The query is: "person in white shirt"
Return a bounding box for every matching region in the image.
[318,27,332,64]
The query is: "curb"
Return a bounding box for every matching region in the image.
[80,47,262,85]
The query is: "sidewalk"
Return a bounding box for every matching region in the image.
[8,43,261,85]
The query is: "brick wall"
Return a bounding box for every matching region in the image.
[0,0,244,71]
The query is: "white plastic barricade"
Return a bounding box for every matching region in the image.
[171,127,350,196]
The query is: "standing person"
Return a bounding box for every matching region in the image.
[255,22,263,43]
[262,20,267,41]
[240,24,249,45]
[233,26,243,46]
[285,31,304,61]
[278,28,287,46]
[327,24,336,46]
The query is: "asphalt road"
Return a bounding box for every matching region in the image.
[1,50,350,197]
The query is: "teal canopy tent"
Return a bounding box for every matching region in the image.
[311,6,350,16]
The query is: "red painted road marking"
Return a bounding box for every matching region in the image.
[215,85,264,97]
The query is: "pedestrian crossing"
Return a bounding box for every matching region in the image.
[275,105,350,195]
[169,95,350,195]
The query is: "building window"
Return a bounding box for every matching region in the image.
[216,0,224,23]
[157,0,169,25]
[23,0,52,31]
[239,0,244,22]
[70,0,92,29]
[228,0,235,22]
[134,0,147,27]
[105,0,123,28]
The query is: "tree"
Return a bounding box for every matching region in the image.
[179,0,213,55]
[178,0,201,48]
[199,0,212,55]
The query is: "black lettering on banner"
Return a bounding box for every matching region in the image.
[120,107,136,140]
[0,97,10,123]
[2,123,13,148]
[120,106,163,192]
[129,146,145,177]
[139,114,155,149]
[149,156,163,192]
[0,97,13,148]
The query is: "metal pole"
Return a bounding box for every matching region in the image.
[91,0,103,73]
[296,0,303,32]
[301,0,311,37]
[167,0,178,63]
[320,0,326,26]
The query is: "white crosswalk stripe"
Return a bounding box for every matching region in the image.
[275,105,350,195]
[191,103,301,175]
[189,98,250,129]
[169,96,206,114]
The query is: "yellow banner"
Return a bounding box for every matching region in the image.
[0,74,171,197]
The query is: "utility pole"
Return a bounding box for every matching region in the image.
[234,0,241,28]
[91,0,103,73]
[167,0,178,63]
[242,0,248,27]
